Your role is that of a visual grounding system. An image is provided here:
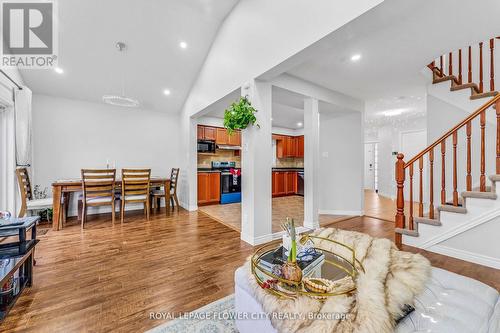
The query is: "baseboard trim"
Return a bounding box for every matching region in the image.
[429,244,500,270]
[318,210,363,216]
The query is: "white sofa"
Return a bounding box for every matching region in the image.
[234,266,500,333]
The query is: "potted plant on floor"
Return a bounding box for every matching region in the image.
[223,96,259,134]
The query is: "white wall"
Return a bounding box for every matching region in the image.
[319,111,364,215]
[426,95,495,205]
[32,94,181,215]
[366,117,427,198]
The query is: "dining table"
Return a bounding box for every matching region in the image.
[51,177,171,231]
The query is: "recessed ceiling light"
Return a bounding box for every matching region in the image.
[382,108,408,117]
[54,67,64,74]
[179,41,188,49]
[163,89,171,96]
[297,122,303,127]
[350,54,362,62]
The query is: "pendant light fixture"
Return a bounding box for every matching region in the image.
[102,42,140,108]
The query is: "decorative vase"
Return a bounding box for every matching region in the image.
[281,261,302,284]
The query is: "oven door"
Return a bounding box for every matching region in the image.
[221,172,241,193]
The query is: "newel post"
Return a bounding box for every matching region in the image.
[395,153,405,249]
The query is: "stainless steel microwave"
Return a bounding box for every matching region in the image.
[197,140,216,153]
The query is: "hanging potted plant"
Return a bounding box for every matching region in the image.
[223,96,259,134]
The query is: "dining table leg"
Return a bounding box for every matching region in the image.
[52,185,62,231]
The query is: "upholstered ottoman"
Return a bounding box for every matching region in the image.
[234,266,500,333]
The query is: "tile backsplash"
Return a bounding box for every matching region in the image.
[198,150,241,168]
[274,157,304,168]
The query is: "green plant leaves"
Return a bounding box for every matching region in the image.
[223,96,259,134]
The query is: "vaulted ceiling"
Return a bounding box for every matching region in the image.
[20,0,239,112]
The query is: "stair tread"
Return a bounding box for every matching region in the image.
[461,191,497,199]
[470,91,499,100]
[489,174,500,182]
[450,82,479,92]
[433,75,458,84]
[414,216,442,226]
[438,205,467,213]
[395,228,419,237]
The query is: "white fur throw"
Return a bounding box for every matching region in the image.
[245,227,431,333]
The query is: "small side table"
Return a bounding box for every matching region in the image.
[0,216,38,243]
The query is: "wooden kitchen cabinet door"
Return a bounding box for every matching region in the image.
[208,173,220,202]
[228,130,241,146]
[285,172,296,194]
[274,172,285,196]
[198,173,220,205]
[204,126,217,141]
[197,173,209,204]
[286,136,296,157]
[297,136,304,157]
[197,125,204,140]
[216,128,229,145]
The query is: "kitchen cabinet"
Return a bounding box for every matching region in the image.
[296,135,304,157]
[197,172,220,205]
[197,125,217,141]
[273,172,286,196]
[216,128,229,145]
[274,134,304,158]
[272,171,298,197]
[285,172,297,194]
[228,130,241,146]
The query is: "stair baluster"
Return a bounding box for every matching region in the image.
[497,100,500,173]
[429,149,434,219]
[468,46,472,84]
[419,157,424,217]
[490,39,495,92]
[458,49,463,84]
[409,164,414,230]
[466,121,472,191]
[395,154,405,247]
[448,52,453,76]
[479,42,484,93]
[480,111,486,191]
[440,55,444,75]
[453,132,458,205]
[441,141,446,204]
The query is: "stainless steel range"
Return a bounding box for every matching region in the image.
[211,161,241,204]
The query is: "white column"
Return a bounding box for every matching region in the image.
[241,80,273,245]
[304,97,320,229]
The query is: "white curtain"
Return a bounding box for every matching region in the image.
[0,104,17,214]
[14,87,32,167]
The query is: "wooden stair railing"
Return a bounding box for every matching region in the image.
[428,36,500,100]
[394,94,500,248]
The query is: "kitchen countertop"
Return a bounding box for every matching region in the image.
[272,167,304,172]
[197,169,221,173]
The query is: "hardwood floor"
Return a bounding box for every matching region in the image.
[2,210,499,332]
[198,195,349,233]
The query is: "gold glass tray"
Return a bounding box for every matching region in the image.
[251,235,364,299]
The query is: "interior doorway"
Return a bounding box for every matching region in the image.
[364,142,378,191]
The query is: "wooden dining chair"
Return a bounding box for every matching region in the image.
[151,168,180,211]
[120,169,151,223]
[16,167,55,218]
[81,169,117,228]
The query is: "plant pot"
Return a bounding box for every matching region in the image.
[281,261,302,284]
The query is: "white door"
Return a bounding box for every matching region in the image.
[364,143,376,190]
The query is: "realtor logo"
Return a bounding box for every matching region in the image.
[1,1,58,68]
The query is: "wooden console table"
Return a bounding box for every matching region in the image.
[0,230,38,321]
[52,177,171,231]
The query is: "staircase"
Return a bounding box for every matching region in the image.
[394,35,500,268]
